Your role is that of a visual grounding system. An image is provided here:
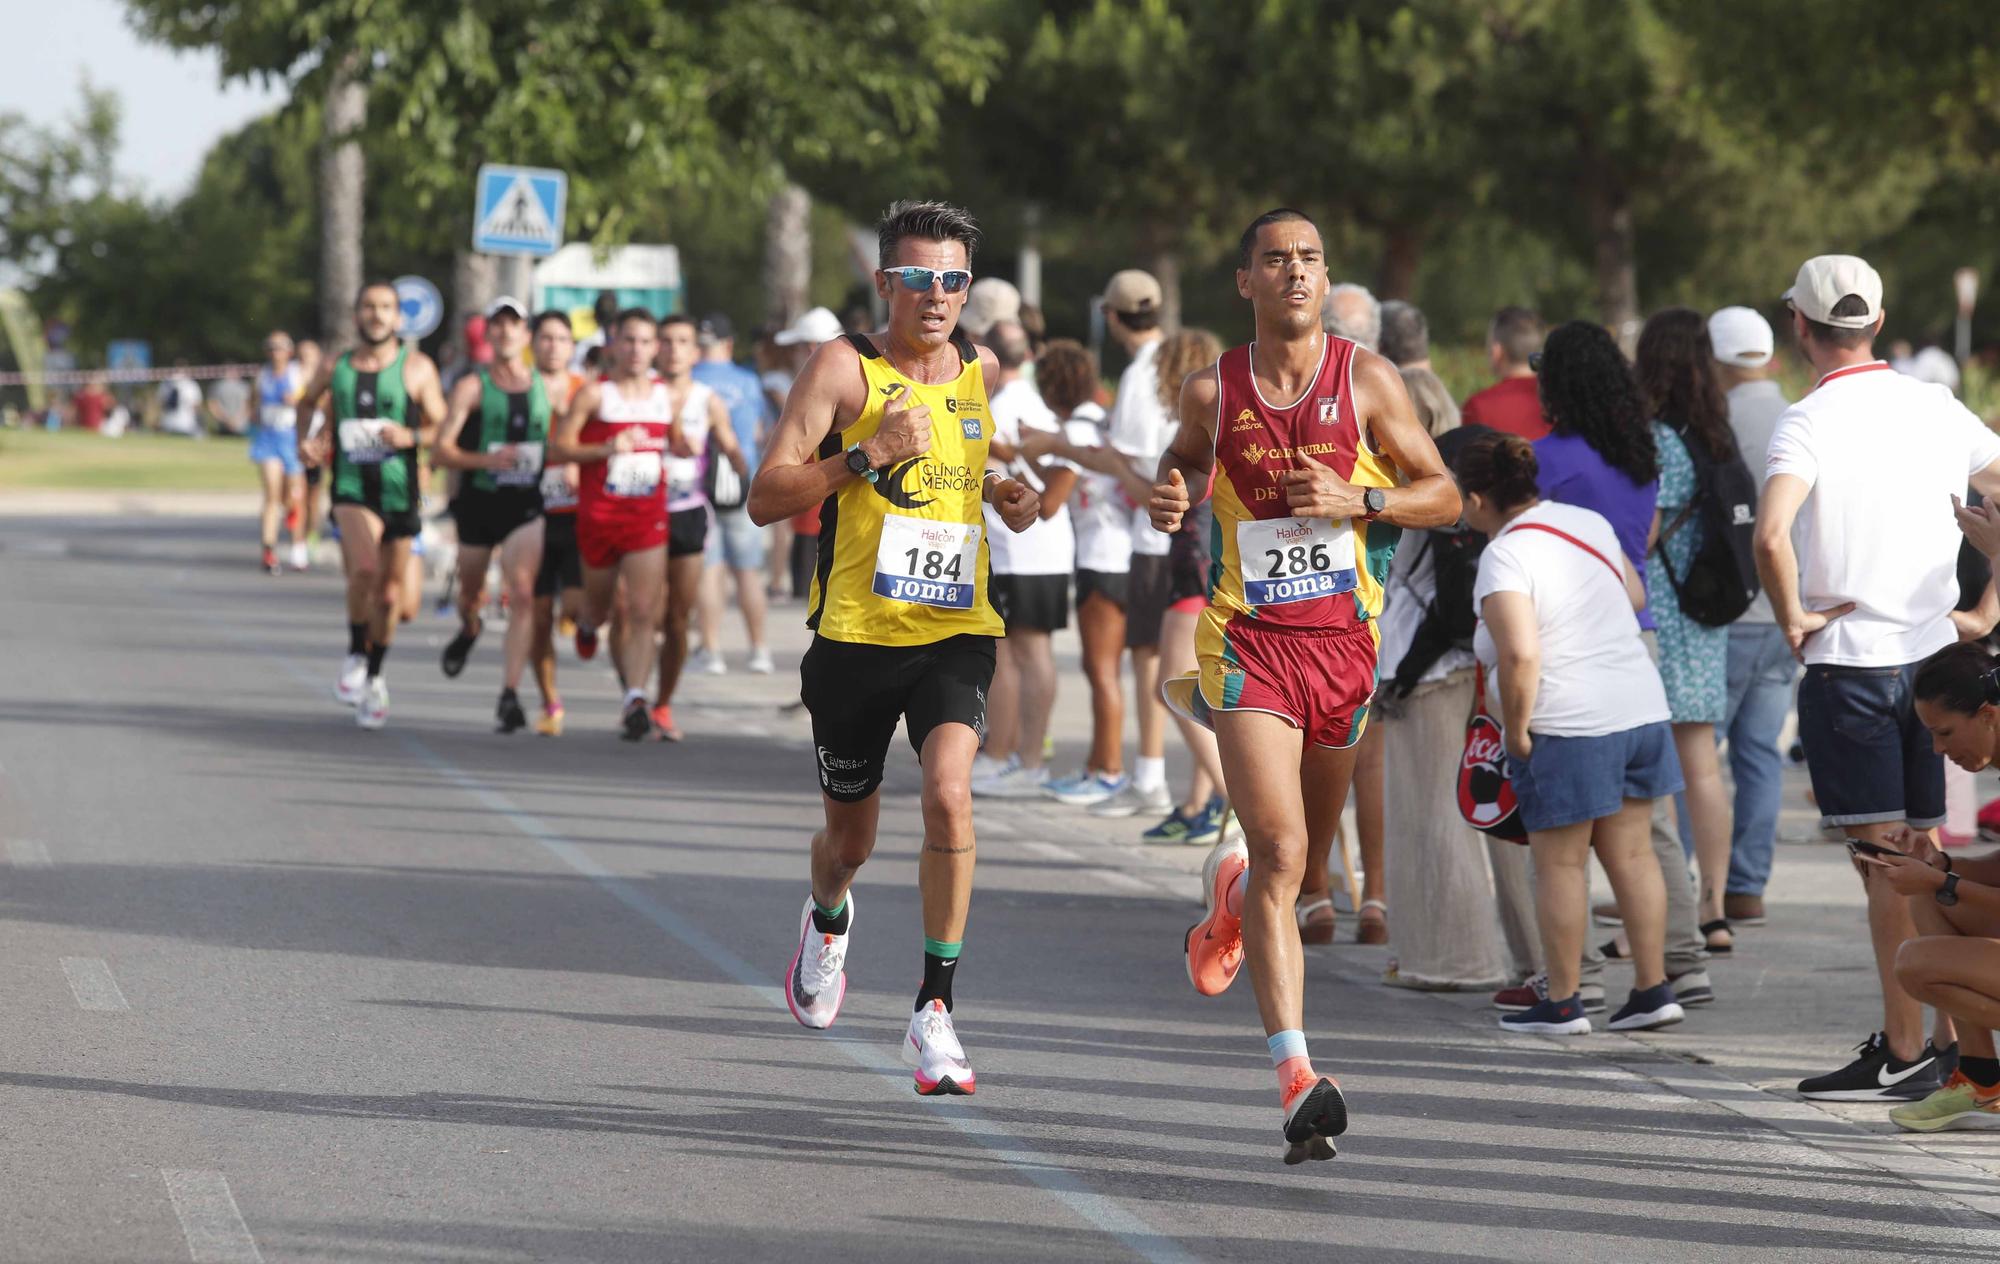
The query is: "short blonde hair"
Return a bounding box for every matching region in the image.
[1154,328,1225,415]
[1398,366,1460,438]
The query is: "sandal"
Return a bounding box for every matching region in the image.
[1357,899,1389,946]
[1701,918,1734,955]
[1296,891,1336,945]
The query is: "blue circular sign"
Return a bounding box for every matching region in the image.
[393,275,444,340]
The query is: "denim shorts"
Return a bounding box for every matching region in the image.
[1506,722,1684,833]
[705,505,768,571]
[1796,661,1945,829]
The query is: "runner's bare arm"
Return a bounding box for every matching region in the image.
[1146,366,1221,533]
[293,360,335,466]
[388,353,446,451]
[430,375,499,471]
[1481,589,1542,761]
[1281,350,1458,529]
[705,394,749,475]
[747,339,877,527]
[548,381,605,465]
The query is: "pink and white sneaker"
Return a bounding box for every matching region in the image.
[785,894,850,1029]
[903,999,975,1096]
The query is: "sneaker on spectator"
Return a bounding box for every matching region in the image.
[1607,982,1685,1031]
[1668,967,1715,1007]
[747,646,775,674]
[1499,993,1591,1035]
[1183,796,1228,845]
[1044,770,1127,806]
[970,753,1018,785]
[1493,973,1604,1015]
[974,765,1049,799]
[1090,780,1174,819]
[1798,1033,1952,1102]
[1142,806,1198,844]
[697,647,728,675]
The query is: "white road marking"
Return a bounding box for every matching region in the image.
[161,1169,262,1263]
[59,957,130,1012]
[1087,867,1163,894]
[8,839,51,868]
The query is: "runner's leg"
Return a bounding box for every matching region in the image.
[257,460,284,554]
[656,552,705,709]
[1212,709,1309,1038]
[530,593,559,707]
[497,517,544,693]
[373,535,414,659]
[334,504,384,633]
[455,544,493,641]
[614,547,666,700]
[1078,590,1126,776]
[918,722,980,948]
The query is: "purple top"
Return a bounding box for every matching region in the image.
[1532,429,1661,631]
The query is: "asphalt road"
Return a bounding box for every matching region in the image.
[1,514,1996,1263]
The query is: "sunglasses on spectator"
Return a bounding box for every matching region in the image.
[881,267,973,294]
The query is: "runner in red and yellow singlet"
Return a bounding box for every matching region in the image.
[1149,208,1460,1165]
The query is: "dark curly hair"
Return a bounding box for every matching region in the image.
[1637,307,1735,463]
[1537,320,1658,486]
[1035,340,1098,416]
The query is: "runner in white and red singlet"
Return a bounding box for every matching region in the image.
[549,308,685,741]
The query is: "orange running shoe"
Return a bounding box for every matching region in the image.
[1280,1069,1347,1165]
[1185,851,1246,996]
[650,703,683,742]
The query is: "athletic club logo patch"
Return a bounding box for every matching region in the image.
[1316,396,1338,424]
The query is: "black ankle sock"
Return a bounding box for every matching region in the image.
[915,950,959,1013]
[810,897,851,936]
[366,642,388,677]
[348,622,368,655]
[1961,1055,2000,1088]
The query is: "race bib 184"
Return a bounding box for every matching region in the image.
[873,514,979,609]
[1235,516,1357,606]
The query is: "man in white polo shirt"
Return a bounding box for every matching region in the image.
[1709,306,1794,929]
[1755,254,2000,1103]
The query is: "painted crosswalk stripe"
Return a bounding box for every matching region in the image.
[162,1170,262,1263]
[8,839,51,868]
[59,957,129,1012]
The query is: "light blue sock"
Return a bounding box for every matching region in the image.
[1267,1029,1309,1067]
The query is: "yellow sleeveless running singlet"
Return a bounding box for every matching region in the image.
[808,333,1005,647]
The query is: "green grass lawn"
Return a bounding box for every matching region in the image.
[0,427,257,492]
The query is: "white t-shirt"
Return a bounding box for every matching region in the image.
[1472,501,1669,738]
[158,376,202,436]
[985,376,1075,576]
[1724,379,1793,624]
[1108,337,1172,556]
[1063,401,1133,574]
[663,381,716,513]
[1766,361,2000,667]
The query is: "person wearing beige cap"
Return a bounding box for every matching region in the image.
[958,277,1021,341]
[1755,253,2000,1103]
[1708,305,1793,929]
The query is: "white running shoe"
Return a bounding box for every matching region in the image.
[289,541,310,571]
[1088,780,1174,819]
[747,647,775,674]
[700,648,728,675]
[785,894,851,1030]
[335,654,368,707]
[902,999,975,1095]
[356,677,389,730]
[972,765,1050,799]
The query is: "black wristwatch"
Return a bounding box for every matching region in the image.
[1361,487,1387,519]
[844,444,878,485]
[1937,872,1962,907]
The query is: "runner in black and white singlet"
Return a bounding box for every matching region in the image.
[527,311,585,736]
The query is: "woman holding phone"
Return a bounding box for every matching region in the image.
[1870,641,2000,1131]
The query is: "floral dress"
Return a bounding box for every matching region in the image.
[1649,420,1728,724]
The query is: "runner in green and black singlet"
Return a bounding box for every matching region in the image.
[433,298,550,732]
[294,281,448,730]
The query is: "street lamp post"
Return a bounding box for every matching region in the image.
[1954,266,1978,369]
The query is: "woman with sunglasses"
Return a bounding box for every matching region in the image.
[1866,640,2000,1130]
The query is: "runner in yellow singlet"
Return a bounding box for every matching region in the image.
[749,201,1040,1095]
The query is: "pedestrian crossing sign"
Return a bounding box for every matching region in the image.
[473,164,567,257]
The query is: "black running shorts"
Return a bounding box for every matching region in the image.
[668,506,709,559]
[453,489,543,549]
[989,572,1069,632]
[799,633,996,802]
[535,512,581,597]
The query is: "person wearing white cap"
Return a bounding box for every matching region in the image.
[1707,305,1793,928]
[772,306,844,351]
[1755,253,2000,1103]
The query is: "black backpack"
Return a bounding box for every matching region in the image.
[1655,420,1760,627]
[1386,425,1492,699]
